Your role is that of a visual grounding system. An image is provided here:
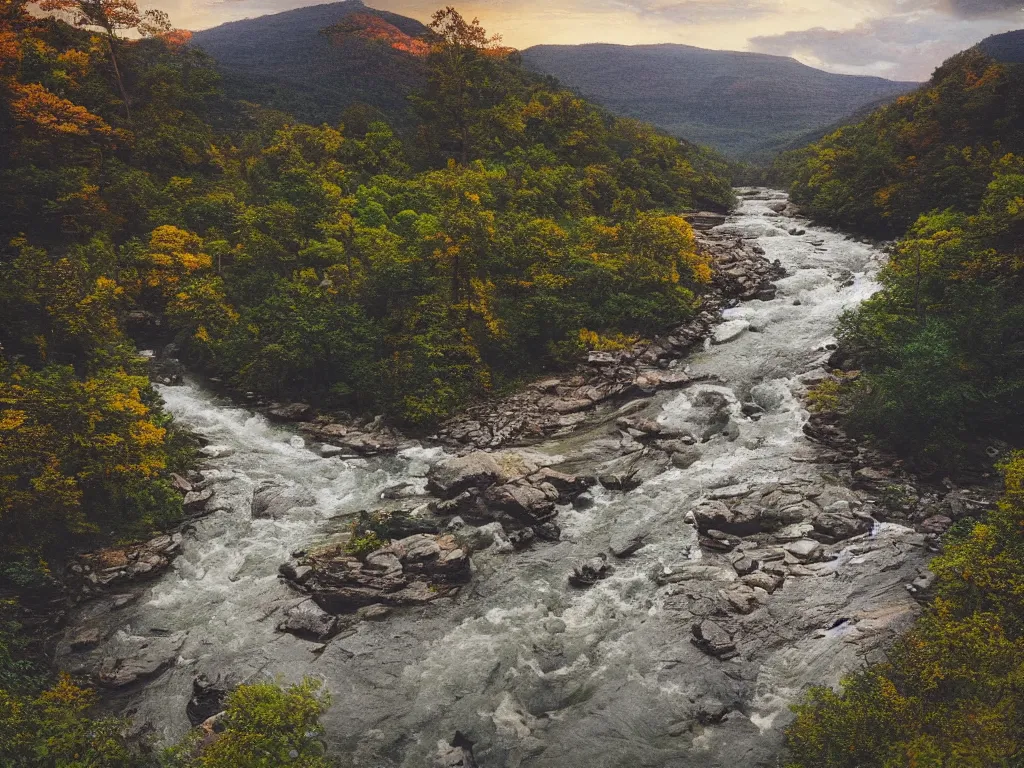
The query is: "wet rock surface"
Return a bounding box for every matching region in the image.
[66,534,186,602]
[297,418,401,456]
[279,534,471,617]
[56,190,1001,768]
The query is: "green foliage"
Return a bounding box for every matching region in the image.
[0,674,139,768]
[783,50,1024,237]
[805,378,841,413]
[3,4,734,431]
[345,531,385,558]
[783,48,1024,467]
[163,679,333,768]
[830,170,1024,467]
[786,454,1024,767]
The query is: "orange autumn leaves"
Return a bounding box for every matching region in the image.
[1,22,113,139]
[327,13,430,57]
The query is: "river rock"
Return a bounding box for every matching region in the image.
[96,631,186,688]
[918,515,953,534]
[712,320,749,345]
[427,452,501,499]
[287,534,471,615]
[683,211,728,230]
[456,522,513,553]
[599,472,641,492]
[267,402,314,422]
[184,488,214,515]
[784,539,823,562]
[278,598,341,641]
[732,557,758,576]
[187,674,228,726]
[691,619,737,659]
[433,732,479,768]
[171,472,193,493]
[812,511,873,542]
[484,482,557,524]
[67,533,183,600]
[199,444,234,459]
[525,467,589,502]
[69,626,104,652]
[743,571,784,594]
[569,554,614,588]
[699,529,742,552]
[671,448,702,469]
[251,483,317,519]
[297,421,400,455]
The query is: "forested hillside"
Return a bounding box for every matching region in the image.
[190,1,430,128]
[980,29,1024,63]
[778,42,1024,463]
[782,37,1024,768]
[521,43,917,160]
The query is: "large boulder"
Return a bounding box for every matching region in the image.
[251,483,317,519]
[427,452,501,499]
[96,632,186,688]
[483,482,557,524]
[67,533,184,601]
[691,619,737,659]
[812,511,873,542]
[285,534,471,615]
[277,598,341,641]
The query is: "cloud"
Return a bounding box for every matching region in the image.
[942,0,1024,17]
[615,0,776,23]
[750,6,1023,79]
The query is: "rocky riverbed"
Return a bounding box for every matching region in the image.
[56,189,995,767]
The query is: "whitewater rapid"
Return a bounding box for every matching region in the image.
[62,191,925,767]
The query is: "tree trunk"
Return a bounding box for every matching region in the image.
[105,32,131,121]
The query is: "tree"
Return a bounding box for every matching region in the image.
[35,0,180,119]
[421,7,503,164]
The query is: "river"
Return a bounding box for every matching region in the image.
[59,190,930,767]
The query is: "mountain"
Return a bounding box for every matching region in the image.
[521,43,918,160]
[979,29,1024,63]
[190,1,429,127]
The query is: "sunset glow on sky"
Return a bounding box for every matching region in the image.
[163,0,1024,79]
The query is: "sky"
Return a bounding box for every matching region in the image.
[164,0,1024,80]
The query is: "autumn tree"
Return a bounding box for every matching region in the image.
[419,7,504,164]
[35,0,179,119]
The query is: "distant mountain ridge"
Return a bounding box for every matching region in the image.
[191,1,429,127]
[521,43,918,160]
[191,3,920,159]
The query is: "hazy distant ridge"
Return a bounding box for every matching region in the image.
[521,43,918,159]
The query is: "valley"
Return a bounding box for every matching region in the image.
[1,1,1022,766]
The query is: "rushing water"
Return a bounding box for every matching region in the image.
[62,191,903,767]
